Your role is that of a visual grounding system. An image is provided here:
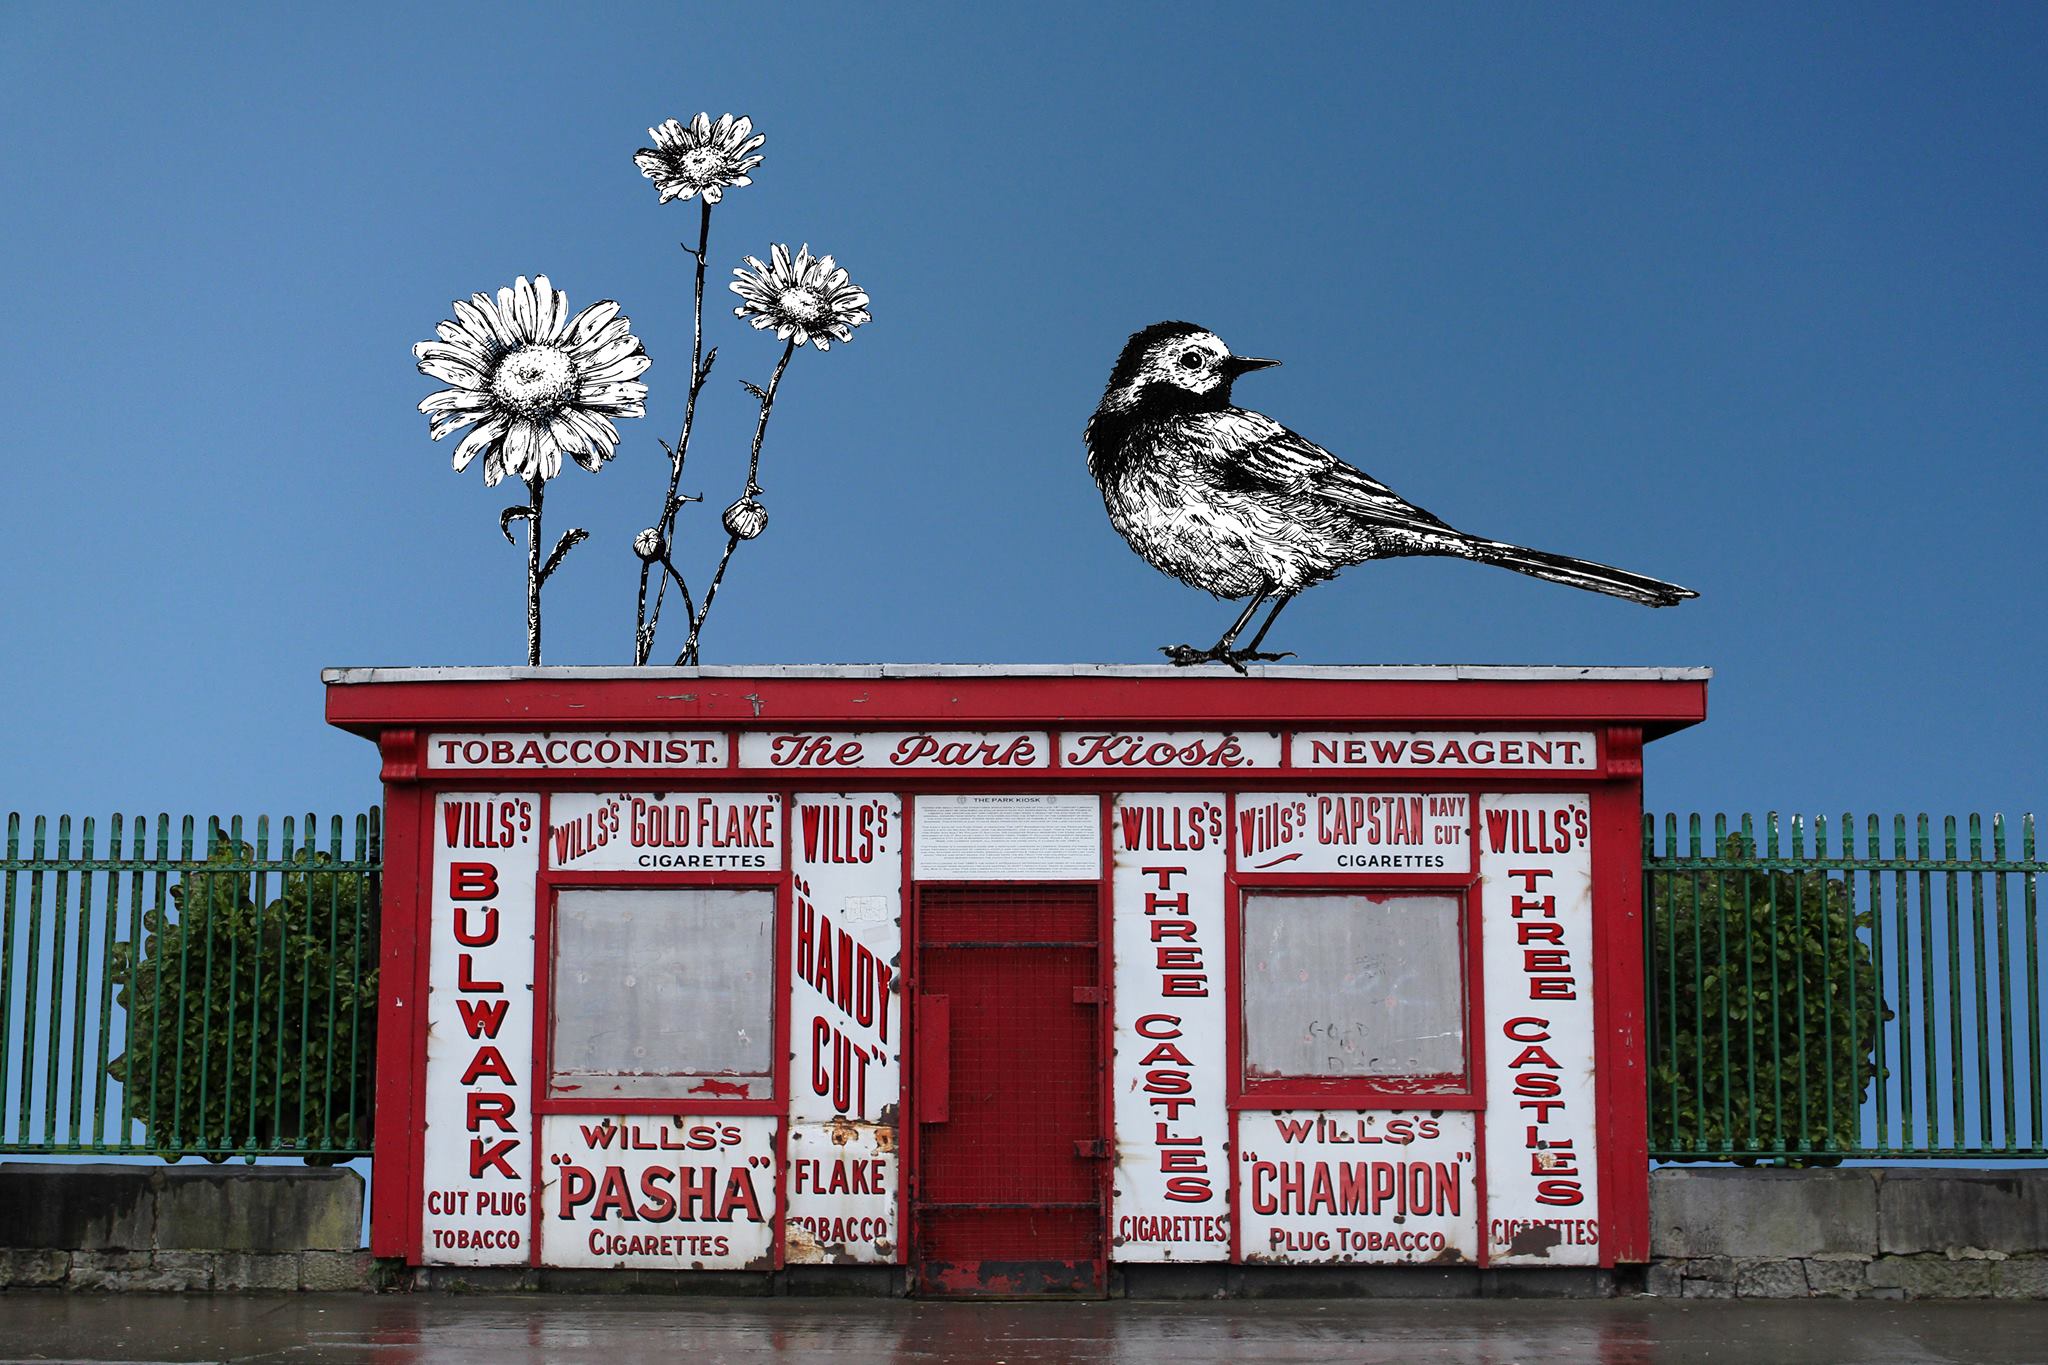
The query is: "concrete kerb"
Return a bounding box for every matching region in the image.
[1647,1168,2048,1300]
[0,1164,369,1293]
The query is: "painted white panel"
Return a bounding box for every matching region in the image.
[785,1122,896,1265]
[1480,793,1603,1266]
[538,1114,778,1269]
[1236,1111,1478,1264]
[1110,794,1230,1262]
[1232,792,1470,874]
[739,731,1049,770]
[546,791,781,872]
[426,732,727,770]
[421,793,539,1265]
[787,794,904,1264]
[911,794,1101,880]
[1060,731,1282,769]
[1293,732,1596,771]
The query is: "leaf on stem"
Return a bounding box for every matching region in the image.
[739,379,769,402]
[500,505,536,547]
[539,528,590,584]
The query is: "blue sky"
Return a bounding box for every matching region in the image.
[1,2,2043,823]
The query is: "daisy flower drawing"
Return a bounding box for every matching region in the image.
[415,275,649,487]
[634,114,765,205]
[730,244,871,351]
[414,275,649,663]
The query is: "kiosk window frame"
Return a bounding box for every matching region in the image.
[535,872,789,1117]
[1230,880,1484,1108]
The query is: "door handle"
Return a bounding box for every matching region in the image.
[917,993,950,1124]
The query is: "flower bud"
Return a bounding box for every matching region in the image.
[722,497,768,540]
[632,528,665,561]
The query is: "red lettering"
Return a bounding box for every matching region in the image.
[449,863,498,899]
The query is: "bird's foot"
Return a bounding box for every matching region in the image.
[1159,644,1297,674]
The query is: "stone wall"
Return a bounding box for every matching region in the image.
[1648,1168,2048,1299]
[0,1163,373,1292]
[6,1162,2044,1297]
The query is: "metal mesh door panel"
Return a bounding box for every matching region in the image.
[916,886,1102,1295]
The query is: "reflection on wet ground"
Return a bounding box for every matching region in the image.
[2,1294,2045,1364]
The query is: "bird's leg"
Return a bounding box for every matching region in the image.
[1242,593,1296,656]
[1163,590,1282,673]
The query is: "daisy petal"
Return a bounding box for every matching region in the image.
[435,319,493,361]
[417,352,486,387]
[535,277,566,341]
[547,413,589,459]
[420,386,493,416]
[581,334,645,371]
[568,299,623,346]
[502,420,543,481]
[451,297,502,350]
[452,415,506,471]
[578,379,649,413]
[583,350,652,382]
[429,410,476,440]
[512,277,540,339]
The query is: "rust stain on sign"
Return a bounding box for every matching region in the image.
[824,1116,896,1152]
[1507,1223,1563,1258]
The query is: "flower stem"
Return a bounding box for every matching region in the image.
[633,556,652,664]
[743,339,796,497]
[677,339,796,665]
[525,475,545,666]
[637,198,714,664]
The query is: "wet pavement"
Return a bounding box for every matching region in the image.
[0,1295,2044,1364]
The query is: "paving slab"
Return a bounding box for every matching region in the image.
[0,1294,2046,1364]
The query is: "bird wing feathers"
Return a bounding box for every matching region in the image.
[1206,409,1462,541]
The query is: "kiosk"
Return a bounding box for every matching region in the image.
[325,664,1707,1295]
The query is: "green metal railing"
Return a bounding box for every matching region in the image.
[2,807,2039,1165]
[0,812,379,1160]
[1646,813,2043,1162]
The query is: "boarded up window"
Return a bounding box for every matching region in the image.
[549,887,775,1100]
[1242,892,1465,1082]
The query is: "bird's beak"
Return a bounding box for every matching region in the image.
[1224,356,1280,376]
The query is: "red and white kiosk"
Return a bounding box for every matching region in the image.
[325,664,1706,1295]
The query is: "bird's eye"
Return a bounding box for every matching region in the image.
[1178,350,1206,370]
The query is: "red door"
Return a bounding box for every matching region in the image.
[914,885,1104,1297]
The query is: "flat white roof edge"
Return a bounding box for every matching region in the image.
[323,663,1712,684]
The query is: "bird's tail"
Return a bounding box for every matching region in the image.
[1454,537,1697,607]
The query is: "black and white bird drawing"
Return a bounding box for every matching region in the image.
[1085,321,1697,669]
